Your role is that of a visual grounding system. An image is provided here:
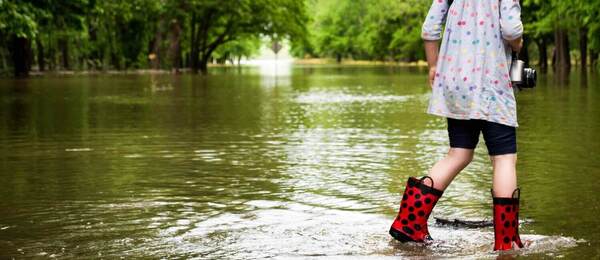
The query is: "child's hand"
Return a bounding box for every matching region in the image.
[509,38,523,53]
[428,66,436,88]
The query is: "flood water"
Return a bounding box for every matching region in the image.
[0,65,598,259]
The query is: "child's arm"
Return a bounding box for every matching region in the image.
[499,0,524,52]
[507,38,523,53]
[421,0,449,41]
[424,40,440,87]
[421,0,449,87]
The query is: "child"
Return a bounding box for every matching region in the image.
[389,0,524,251]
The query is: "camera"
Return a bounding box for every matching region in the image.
[510,59,537,89]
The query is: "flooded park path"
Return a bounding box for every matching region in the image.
[0,65,598,258]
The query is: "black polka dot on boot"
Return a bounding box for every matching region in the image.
[414,201,422,208]
[402,226,415,235]
[414,224,421,231]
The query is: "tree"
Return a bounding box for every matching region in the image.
[299,0,430,62]
[0,1,45,77]
[570,0,600,70]
[522,0,552,73]
[186,0,308,73]
[36,0,88,70]
[379,0,429,62]
[213,36,261,65]
[310,0,368,62]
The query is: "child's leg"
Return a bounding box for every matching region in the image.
[491,154,517,197]
[427,148,474,191]
[428,118,481,191]
[490,153,524,250]
[389,118,478,243]
[481,120,518,197]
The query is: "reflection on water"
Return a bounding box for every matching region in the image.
[0,67,597,258]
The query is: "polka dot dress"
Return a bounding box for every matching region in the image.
[422,0,524,127]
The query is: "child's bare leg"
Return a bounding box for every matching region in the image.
[491,154,517,197]
[426,148,474,191]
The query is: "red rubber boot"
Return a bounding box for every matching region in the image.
[389,176,444,242]
[492,188,524,250]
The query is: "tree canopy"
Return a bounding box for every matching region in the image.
[0,0,308,76]
[297,0,600,72]
[292,0,429,62]
[1,0,599,77]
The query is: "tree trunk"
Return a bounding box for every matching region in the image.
[150,19,164,70]
[184,52,189,68]
[190,13,199,74]
[110,51,121,70]
[168,19,182,72]
[88,19,100,69]
[591,50,598,70]
[58,38,70,70]
[47,48,55,70]
[554,28,570,74]
[36,38,45,71]
[9,36,32,77]
[579,27,588,70]
[521,36,530,67]
[199,51,213,74]
[336,53,342,63]
[537,37,548,73]
[199,57,208,74]
[0,48,6,70]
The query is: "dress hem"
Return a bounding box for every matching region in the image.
[427,111,519,128]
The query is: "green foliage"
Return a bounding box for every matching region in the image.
[213,36,262,63]
[522,0,600,69]
[0,0,47,38]
[1,0,600,76]
[185,0,308,72]
[299,0,429,62]
[299,0,600,66]
[0,0,308,74]
[88,0,165,68]
[313,0,367,59]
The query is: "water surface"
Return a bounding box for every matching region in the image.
[0,66,598,258]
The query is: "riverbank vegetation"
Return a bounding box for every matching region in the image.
[1,0,599,77]
[0,0,307,77]
[294,0,600,75]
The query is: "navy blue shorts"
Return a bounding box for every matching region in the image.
[447,118,517,155]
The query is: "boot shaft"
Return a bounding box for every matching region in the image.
[390,176,444,242]
[492,189,524,250]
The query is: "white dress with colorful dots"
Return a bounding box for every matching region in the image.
[422,0,523,127]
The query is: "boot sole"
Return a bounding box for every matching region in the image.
[389,227,417,243]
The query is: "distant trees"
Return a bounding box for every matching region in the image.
[522,0,600,73]
[187,0,307,73]
[293,0,429,62]
[0,0,308,77]
[295,0,600,73]
[1,0,600,77]
[0,1,42,77]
